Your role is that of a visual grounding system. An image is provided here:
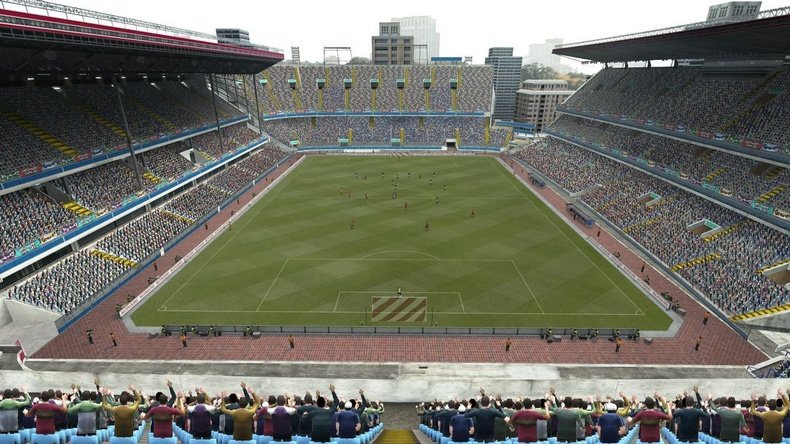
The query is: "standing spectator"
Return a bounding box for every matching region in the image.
[68,390,103,436]
[549,396,595,443]
[704,312,710,325]
[465,395,507,442]
[186,391,214,439]
[110,333,117,347]
[180,333,187,348]
[288,335,295,349]
[449,404,474,443]
[304,395,333,443]
[632,396,674,443]
[0,386,30,432]
[101,386,140,438]
[596,403,626,444]
[144,394,184,438]
[270,395,297,441]
[673,395,709,443]
[510,398,550,443]
[27,391,68,435]
[750,390,789,443]
[696,337,703,351]
[615,338,623,353]
[505,338,512,352]
[221,391,259,441]
[336,401,361,439]
[86,330,93,344]
[715,397,747,442]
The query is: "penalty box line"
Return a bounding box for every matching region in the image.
[335,291,464,313]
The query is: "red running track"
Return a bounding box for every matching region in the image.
[33,154,767,365]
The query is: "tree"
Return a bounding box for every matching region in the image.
[521,63,559,81]
[347,57,372,65]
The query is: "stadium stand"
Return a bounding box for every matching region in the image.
[560,66,790,154]
[513,138,789,315]
[4,145,286,315]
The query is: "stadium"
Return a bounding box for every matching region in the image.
[0,1,789,444]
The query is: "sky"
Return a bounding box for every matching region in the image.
[31,0,789,73]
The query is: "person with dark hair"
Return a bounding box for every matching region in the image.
[101,386,140,438]
[0,386,30,433]
[548,395,594,443]
[631,395,673,443]
[296,391,317,436]
[186,390,214,439]
[269,395,297,441]
[464,395,507,442]
[220,390,259,441]
[436,401,457,438]
[304,394,333,443]
[27,391,68,435]
[673,393,710,443]
[510,398,550,443]
[67,390,103,436]
[753,395,768,439]
[714,396,747,442]
[143,393,184,438]
[750,390,789,443]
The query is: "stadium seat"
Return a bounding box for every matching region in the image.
[109,438,136,444]
[30,434,58,444]
[71,436,99,444]
[0,433,21,444]
[149,437,178,444]
[190,439,217,444]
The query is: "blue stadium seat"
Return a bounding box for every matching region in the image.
[296,436,311,444]
[254,436,272,444]
[109,437,137,444]
[229,440,256,444]
[0,433,21,444]
[190,439,217,444]
[149,437,178,444]
[71,435,99,444]
[30,434,59,444]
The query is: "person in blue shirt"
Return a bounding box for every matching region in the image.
[450,404,475,443]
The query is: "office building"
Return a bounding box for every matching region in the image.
[390,16,440,62]
[372,22,413,65]
[515,80,573,132]
[485,47,522,121]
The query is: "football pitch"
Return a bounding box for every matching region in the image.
[131,155,671,330]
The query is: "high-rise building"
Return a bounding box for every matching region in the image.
[372,22,414,65]
[215,28,250,47]
[390,16,440,62]
[515,80,573,132]
[485,47,522,121]
[291,47,301,65]
[526,38,572,74]
[706,1,761,22]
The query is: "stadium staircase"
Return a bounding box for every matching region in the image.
[454,128,462,148]
[451,89,458,111]
[736,69,783,106]
[292,67,304,111]
[90,249,137,268]
[347,128,354,145]
[1,112,78,157]
[197,150,216,162]
[262,71,282,111]
[703,167,727,182]
[376,430,419,444]
[345,88,351,110]
[127,98,178,133]
[757,184,787,203]
[143,171,163,185]
[369,116,375,129]
[62,201,94,217]
[484,119,491,145]
[756,258,790,275]
[671,253,722,272]
[503,128,514,147]
[73,104,128,139]
[622,216,662,234]
[723,90,782,133]
[400,128,406,144]
[765,166,784,180]
[732,303,790,321]
[704,220,750,243]
[161,209,194,224]
[424,90,431,111]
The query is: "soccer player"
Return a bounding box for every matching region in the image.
[443,184,447,191]
[471,209,475,218]
[365,193,368,200]
[429,178,433,185]
[404,201,408,211]
[397,287,402,296]
[435,196,439,206]
[350,219,356,230]
[425,221,430,232]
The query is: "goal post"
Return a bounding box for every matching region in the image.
[370,295,428,323]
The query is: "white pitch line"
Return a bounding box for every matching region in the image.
[359,250,440,260]
[510,260,545,314]
[499,161,643,313]
[333,291,342,312]
[458,293,466,313]
[256,258,290,311]
[161,308,644,316]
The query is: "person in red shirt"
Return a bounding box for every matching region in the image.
[631,395,674,443]
[27,391,68,435]
[510,399,550,443]
[144,393,184,438]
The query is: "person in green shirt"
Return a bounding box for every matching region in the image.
[220,390,260,441]
[548,396,594,443]
[714,396,747,443]
[68,390,104,435]
[0,386,31,432]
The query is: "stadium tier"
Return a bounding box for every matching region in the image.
[0,78,246,183]
[559,66,790,155]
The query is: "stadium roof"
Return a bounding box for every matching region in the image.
[0,0,284,78]
[553,7,790,63]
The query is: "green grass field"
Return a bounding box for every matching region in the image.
[131,156,671,329]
